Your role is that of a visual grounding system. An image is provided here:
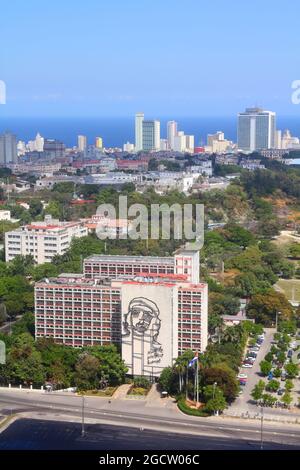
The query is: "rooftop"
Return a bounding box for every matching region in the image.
[84,254,174,264]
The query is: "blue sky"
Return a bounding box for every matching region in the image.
[1,0,300,117]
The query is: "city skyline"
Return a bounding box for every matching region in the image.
[1,0,300,117]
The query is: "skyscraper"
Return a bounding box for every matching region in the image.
[238,107,276,152]
[0,132,17,164]
[78,135,87,152]
[167,120,178,150]
[95,137,103,149]
[142,120,160,151]
[135,112,144,152]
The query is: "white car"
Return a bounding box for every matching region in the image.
[237,373,248,379]
[242,363,253,368]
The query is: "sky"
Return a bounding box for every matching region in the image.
[1,0,300,117]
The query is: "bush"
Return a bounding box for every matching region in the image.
[177,397,210,417]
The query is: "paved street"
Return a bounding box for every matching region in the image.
[0,418,298,450]
[0,387,300,449]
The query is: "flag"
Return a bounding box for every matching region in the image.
[188,352,198,367]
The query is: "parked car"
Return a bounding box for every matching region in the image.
[277,388,285,396]
[242,363,253,368]
[287,350,293,358]
[237,373,248,379]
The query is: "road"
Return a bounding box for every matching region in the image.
[0,418,298,450]
[0,388,299,449]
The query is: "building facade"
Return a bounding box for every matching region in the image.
[84,248,200,284]
[135,112,144,152]
[5,215,88,263]
[0,132,17,164]
[35,271,208,377]
[238,107,276,152]
[142,120,160,151]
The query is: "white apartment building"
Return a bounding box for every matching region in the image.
[135,112,144,152]
[0,210,11,221]
[238,107,276,152]
[5,215,88,264]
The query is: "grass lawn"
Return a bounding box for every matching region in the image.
[78,386,118,397]
[275,279,300,302]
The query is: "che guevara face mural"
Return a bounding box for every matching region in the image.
[123,297,163,364]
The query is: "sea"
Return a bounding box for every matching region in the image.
[0,116,300,150]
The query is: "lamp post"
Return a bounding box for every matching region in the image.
[81,395,85,437]
[260,406,264,450]
[213,381,217,416]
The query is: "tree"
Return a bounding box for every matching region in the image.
[261,393,276,407]
[260,360,272,376]
[285,362,299,379]
[246,290,293,326]
[159,367,178,395]
[29,199,43,218]
[201,365,239,402]
[5,333,46,386]
[88,345,128,385]
[74,353,101,391]
[264,352,273,363]
[0,302,7,325]
[273,368,281,378]
[285,379,294,392]
[266,379,280,392]
[281,392,292,407]
[251,380,265,401]
[205,394,227,414]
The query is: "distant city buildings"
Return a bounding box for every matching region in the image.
[77,135,87,152]
[237,107,276,152]
[0,132,17,164]
[206,131,233,153]
[43,139,66,159]
[167,121,178,150]
[142,120,160,152]
[135,112,144,152]
[95,137,103,149]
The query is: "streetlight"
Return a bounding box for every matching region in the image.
[81,395,85,437]
[260,406,264,450]
[213,382,218,416]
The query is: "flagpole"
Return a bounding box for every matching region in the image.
[186,362,188,400]
[196,353,199,406]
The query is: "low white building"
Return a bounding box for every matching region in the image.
[0,210,11,221]
[5,215,88,264]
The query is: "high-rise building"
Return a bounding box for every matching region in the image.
[95,137,103,149]
[185,135,195,153]
[174,131,186,152]
[35,133,44,152]
[0,132,17,164]
[78,135,87,152]
[167,121,178,150]
[238,107,276,152]
[135,112,144,152]
[44,139,65,158]
[142,120,160,151]
[34,247,207,377]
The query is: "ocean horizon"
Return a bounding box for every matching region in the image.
[0,116,299,149]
